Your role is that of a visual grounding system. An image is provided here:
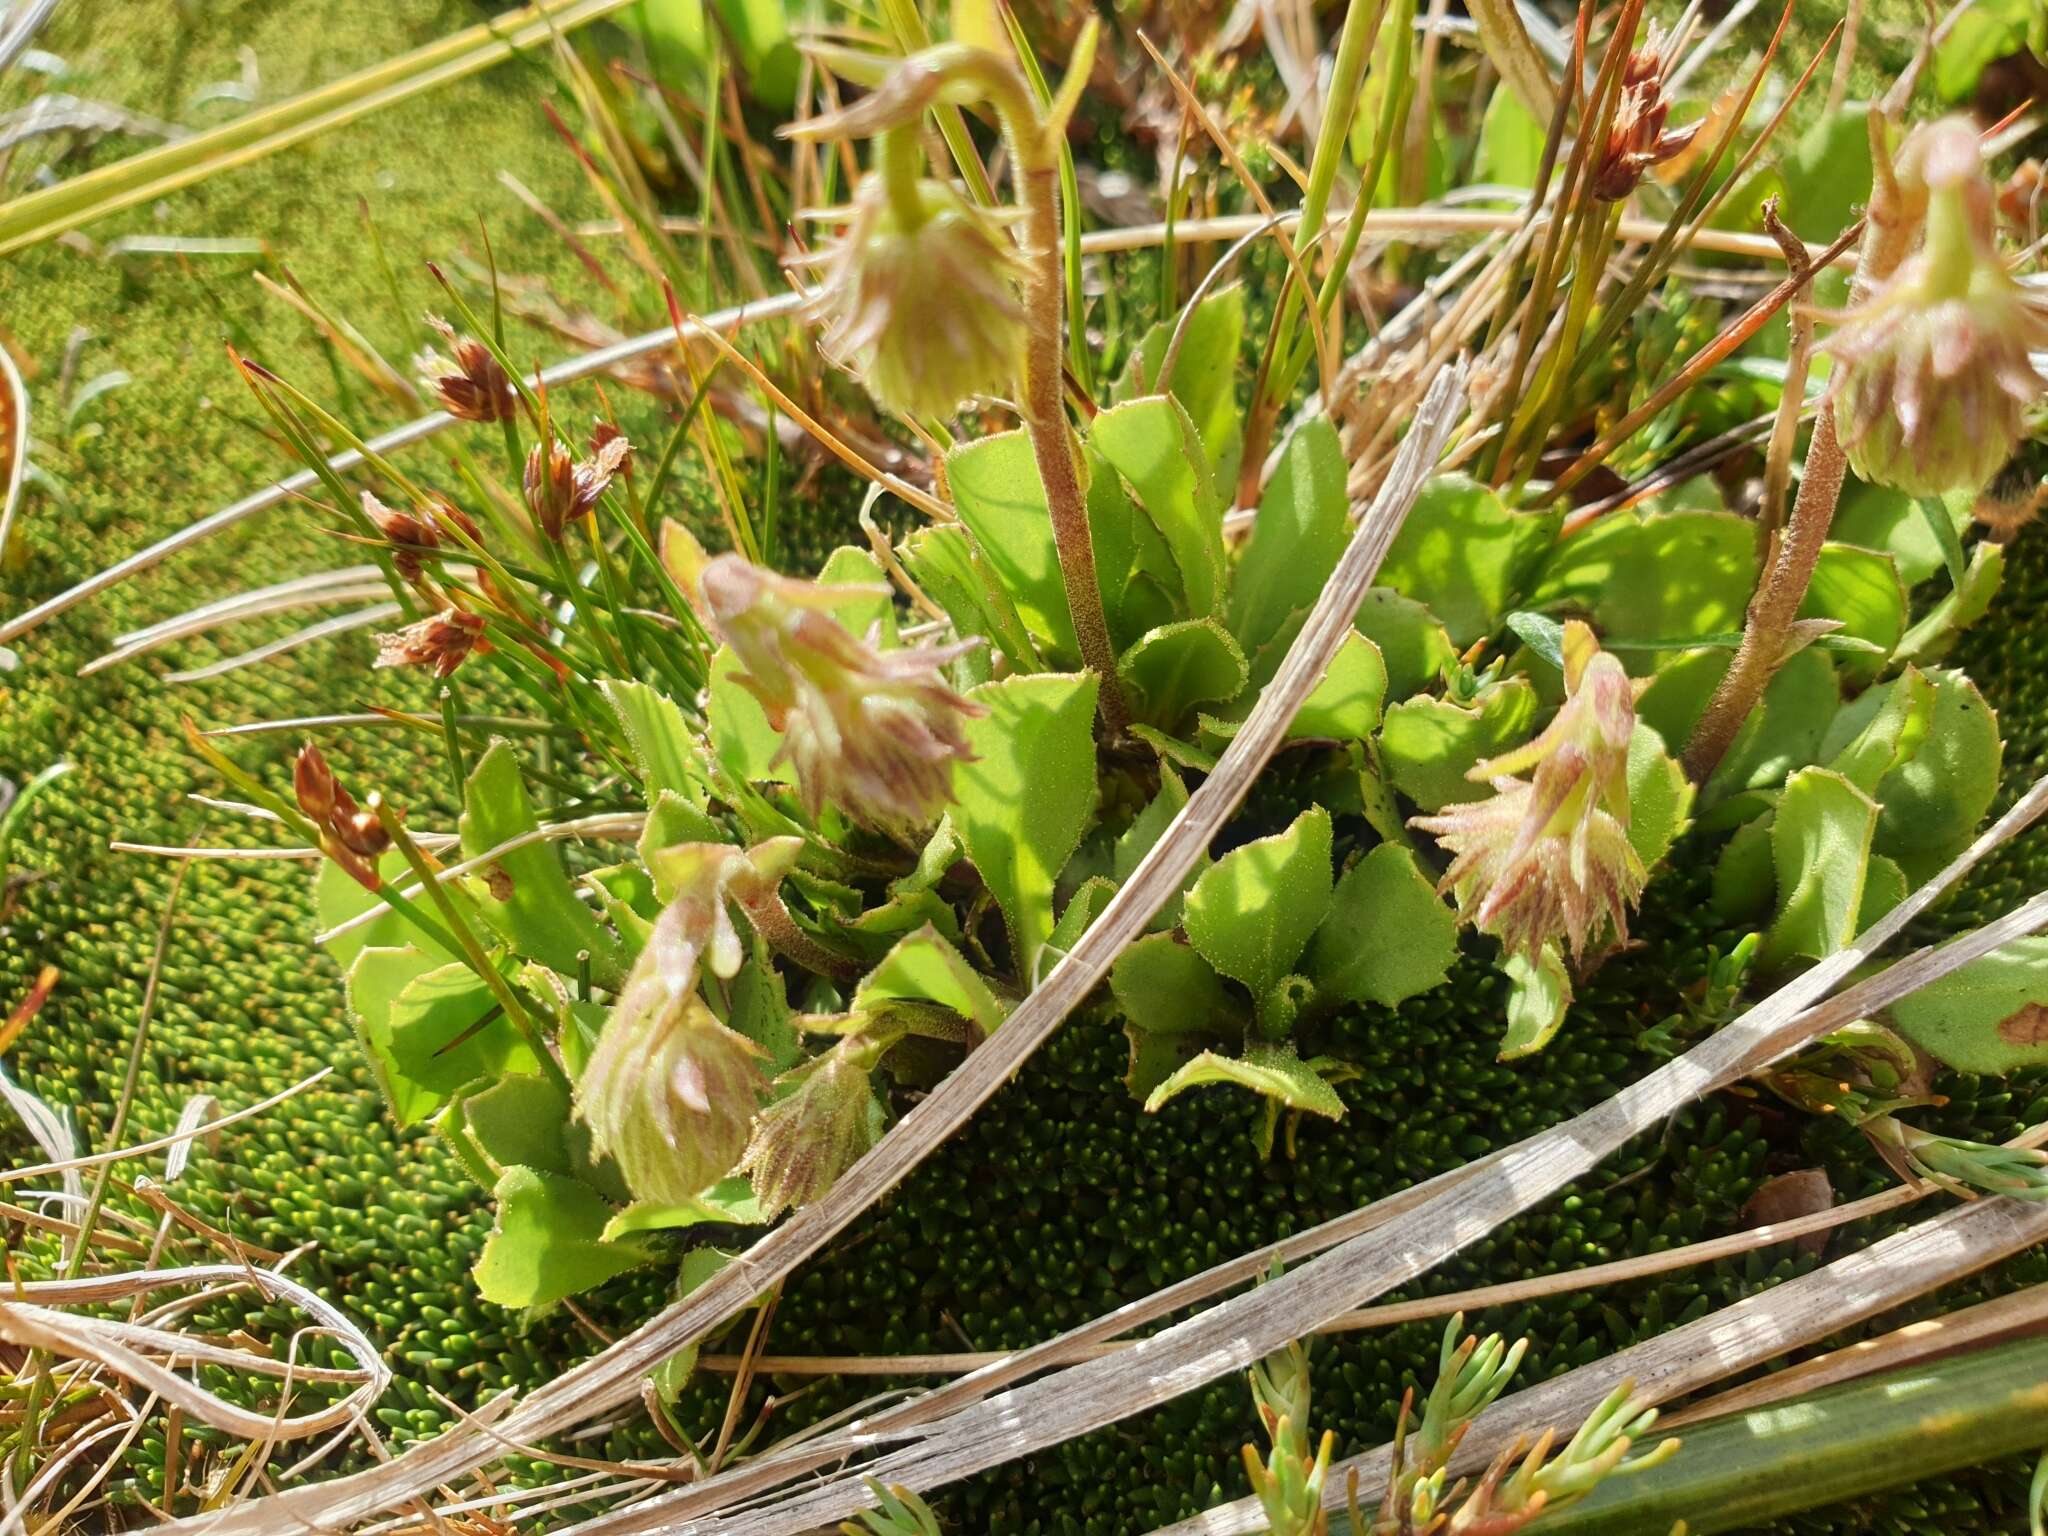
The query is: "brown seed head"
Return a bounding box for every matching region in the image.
[418,315,516,423]
[373,607,490,679]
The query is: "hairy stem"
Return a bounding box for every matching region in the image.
[1009,122,1128,729]
[1681,406,1848,782]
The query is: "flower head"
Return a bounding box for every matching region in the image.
[1412,623,1646,962]
[362,491,480,583]
[737,1039,884,1217]
[698,554,983,832]
[806,170,1028,419]
[417,316,516,423]
[1592,26,1699,202]
[1827,117,2048,496]
[574,841,798,1205]
[525,423,632,542]
[374,607,489,678]
[294,744,390,890]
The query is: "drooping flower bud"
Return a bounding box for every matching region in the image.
[524,424,631,542]
[294,744,391,890]
[698,554,984,832]
[373,607,490,678]
[361,491,480,583]
[805,161,1028,420]
[417,316,516,423]
[737,1037,884,1217]
[1828,117,2048,497]
[1412,623,1646,962]
[1592,25,1699,202]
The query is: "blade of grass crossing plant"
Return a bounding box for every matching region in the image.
[877,0,998,209]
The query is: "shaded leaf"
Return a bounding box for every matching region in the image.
[1305,844,1460,1008]
[1764,768,1879,966]
[1379,677,1539,811]
[1229,416,1348,654]
[473,1167,648,1309]
[1143,1043,1345,1121]
[1184,807,1333,997]
[1499,944,1571,1059]
[952,673,1100,971]
[1118,619,1249,728]
[856,924,1008,1035]
[1380,475,1558,646]
[1890,936,2048,1074]
[1090,394,1228,619]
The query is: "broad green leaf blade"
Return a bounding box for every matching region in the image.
[814,546,899,645]
[1799,543,1906,672]
[1286,631,1387,742]
[461,740,627,988]
[1090,395,1228,619]
[1889,936,2048,1074]
[1117,619,1249,728]
[952,672,1100,973]
[1624,724,1694,872]
[856,924,1008,1036]
[317,851,459,971]
[347,950,540,1127]
[1380,475,1559,646]
[1498,944,1571,1059]
[1143,1043,1345,1121]
[1764,768,1879,967]
[602,679,707,806]
[1827,666,1935,794]
[1379,678,1539,811]
[1112,934,1241,1098]
[473,1166,648,1309]
[1115,284,1247,486]
[1525,509,1758,648]
[463,1072,574,1177]
[1305,844,1460,1008]
[900,524,1043,674]
[947,430,1079,657]
[1355,588,1458,699]
[707,644,791,786]
[1824,668,2002,882]
[1229,416,1349,654]
[1183,807,1334,997]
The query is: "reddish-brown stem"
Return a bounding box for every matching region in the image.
[1680,406,1849,783]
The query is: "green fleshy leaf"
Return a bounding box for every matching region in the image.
[473,1167,649,1310]
[1130,724,1218,773]
[1378,677,1540,811]
[1932,0,2046,102]
[1229,416,1348,654]
[728,955,801,1071]
[1115,283,1247,486]
[1286,632,1387,741]
[317,851,457,972]
[1764,768,1880,966]
[1889,936,2048,1074]
[1625,724,1694,872]
[1048,876,1117,961]
[952,672,1100,972]
[1117,618,1249,728]
[706,644,789,786]
[1828,666,1936,794]
[462,1072,573,1176]
[1304,844,1460,1008]
[1354,588,1458,700]
[709,0,797,108]
[900,524,1042,675]
[1859,852,1908,930]
[1498,945,1571,1059]
[1504,611,1567,671]
[1142,1043,1345,1122]
[460,741,627,988]
[1712,814,1777,923]
[1380,475,1558,647]
[856,924,1007,1036]
[947,430,1078,657]
[1090,394,1228,619]
[348,950,540,1128]
[1111,932,1241,1041]
[648,1247,739,1404]
[602,679,708,806]
[1525,509,1757,646]
[1899,540,2004,667]
[1113,765,1204,930]
[814,545,898,644]
[638,790,724,904]
[601,1177,770,1239]
[1824,668,2002,882]
[1830,479,1969,588]
[1774,107,1873,246]
[1084,444,1184,647]
[1800,543,1905,674]
[1183,807,1333,998]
